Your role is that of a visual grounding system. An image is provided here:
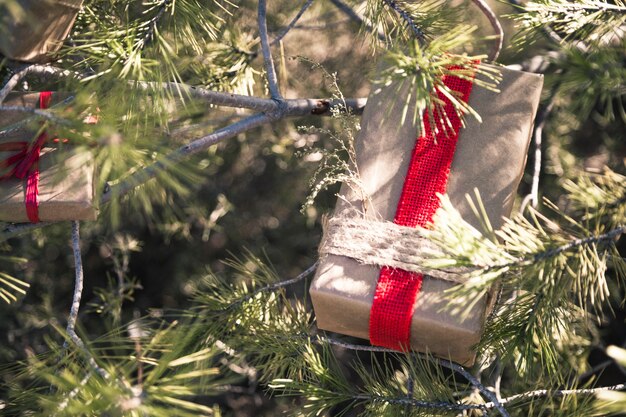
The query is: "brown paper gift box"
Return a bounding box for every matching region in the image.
[0,92,97,222]
[0,0,84,63]
[310,66,543,366]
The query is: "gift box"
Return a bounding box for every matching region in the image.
[0,0,84,63]
[0,92,97,222]
[310,65,543,366]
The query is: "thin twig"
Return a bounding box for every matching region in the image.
[101,112,273,203]
[223,262,318,311]
[319,337,510,417]
[471,0,504,61]
[328,0,386,41]
[139,0,171,50]
[529,100,555,208]
[55,373,91,412]
[484,383,626,408]
[493,355,504,401]
[0,65,82,104]
[67,221,110,379]
[136,81,367,114]
[0,65,33,104]
[0,96,366,242]
[521,89,558,212]
[352,393,487,412]
[477,226,625,272]
[66,221,84,346]
[0,105,72,125]
[576,358,614,382]
[532,226,625,263]
[258,0,283,101]
[272,0,315,45]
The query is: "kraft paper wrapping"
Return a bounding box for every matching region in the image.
[310,66,543,366]
[0,0,84,63]
[0,93,97,222]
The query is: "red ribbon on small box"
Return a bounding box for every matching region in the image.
[368,66,477,350]
[0,91,53,223]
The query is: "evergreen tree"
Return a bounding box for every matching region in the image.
[0,0,624,416]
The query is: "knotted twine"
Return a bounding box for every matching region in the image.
[319,212,474,283]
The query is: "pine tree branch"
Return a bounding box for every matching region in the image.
[138,81,367,114]
[0,64,80,104]
[223,261,318,311]
[319,337,511,417]
[139,0,171,51]
[382,0,426,43]
[0,66,367,116]
[66,221,83,346]
[0,63,80,112]
[329,0,387,41]
[531,226,625,263]
[258,0,283,101]
[55,373,91,413]
[67,221,110,380]
[0,95,366,242]
[0,65,32,104]
[0,105,72,125]
[466,225,626,272]
[544,1,626,13]
[272,0,315,45]
[484,383,626,408]
[351,393,487,413]
[101,112,273,204]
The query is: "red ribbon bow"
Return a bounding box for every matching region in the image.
[0,91,53,223]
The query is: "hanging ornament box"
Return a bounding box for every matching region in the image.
[0,92,97,223]
[0,0,84,63]
[310,65,543,366]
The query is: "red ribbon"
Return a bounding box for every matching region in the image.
[0,91,53,223]
[368,68,476,350]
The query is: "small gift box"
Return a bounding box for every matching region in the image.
[0,0,84,63]
[0,92,97,222]
[310,65,543,365]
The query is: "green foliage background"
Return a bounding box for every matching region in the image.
[0,0,624,415]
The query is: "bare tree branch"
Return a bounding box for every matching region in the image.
[528,99,555,208]
[222,261,318,311]
[66,221,110,380]
[272,0,315,45]
[351,392,487,413]
[101,112,272,203]
[137,81,367,115]
[258,0,283,101]
[471,0,504,61]
[0,64,83,104]
[531,226,625,262]
[520,88,559,212]
[329,0,386,41]
[0,65,32,104]
[484,383,626,408]
[0,105,72,125]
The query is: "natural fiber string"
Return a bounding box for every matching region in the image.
[319,213,474,282]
